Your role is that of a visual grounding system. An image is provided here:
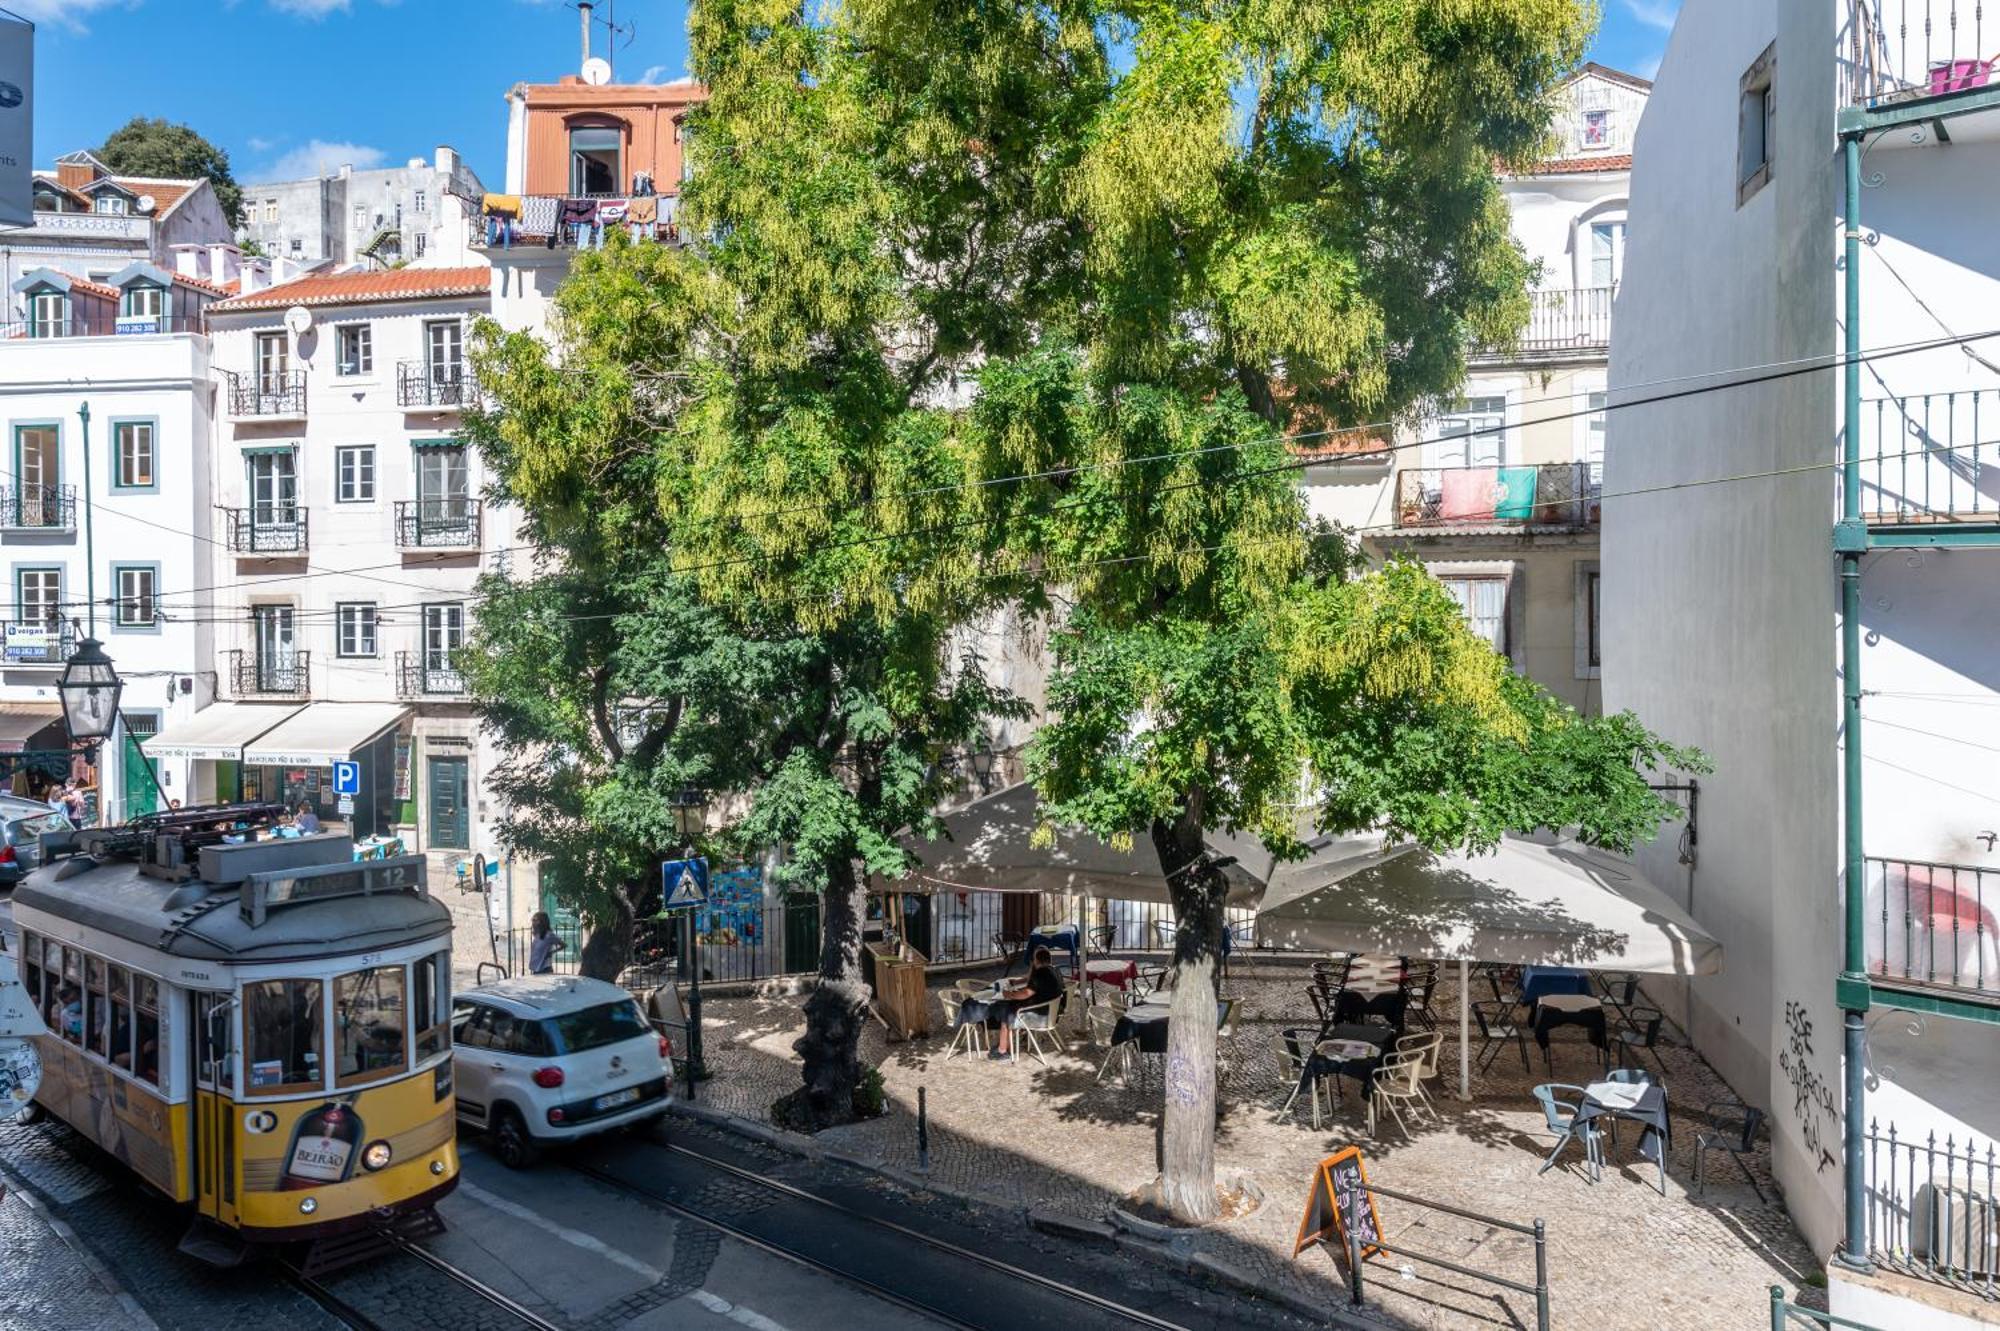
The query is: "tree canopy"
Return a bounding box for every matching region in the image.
[97,117,245,228]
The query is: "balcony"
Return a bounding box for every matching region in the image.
[1866,856,2000,1003]
[396,650,466,698]
[20,211,152,242]
[0,485,77,534]
[397,361,478,409]
[225,369,307,419]
[1471,287,1615,363]
[0,315,207,341]
[219,507,309,556]
[471,193,682,250]
[394,498,481,551]
[1394,461,1601,533]
[1862,1116,1998,1302]
[1856,389,2000,525]
[1846,2,1999,112]
[0,620,76,667]
[230,649,310,698]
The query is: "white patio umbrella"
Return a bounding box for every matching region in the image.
[1257,833,1722,1097]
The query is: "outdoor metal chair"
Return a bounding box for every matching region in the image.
[1275,1030,1328,1129]
[1370,1052,1430,1137]
[1595,971,1642,1009]
[1615,1006,1668,1075]
[1305,984,1335,1029]
[1531,1083,1604,1182]
[940,991,984,1059]
[1394,1030,1446,1112]
[1093,1009,1136,1085]
[992,931,1026,975]
[1402,961,1441,1030]
[1086,923,1117,953]
[1133,963,1169,1000]
[1471,999,1531,1074]
[1011,997,1063,1065]
[1694,1100,1767,1203]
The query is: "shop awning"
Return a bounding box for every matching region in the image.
[0,704,62,754]
[241,703,407,767]
[142,702,305,761]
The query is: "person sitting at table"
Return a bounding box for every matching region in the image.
[987,947,1065,1061]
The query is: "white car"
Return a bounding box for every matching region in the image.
[451,975,674,1167]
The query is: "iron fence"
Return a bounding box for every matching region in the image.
[1865,856,2000,999]
[396,650,467,698]
[1472,286,1615,361]
[397,361,478,408]
[0,315,207,340]
[0,484,77,532]
[497,924,584,977]
[219,506,308,555]
[1768,1286,1885,1330]
[1332,1180,1551,1331]
[229,648,310,698]
[1395,461,1602,530]
[394,498,481,550]
[1864,1120,1999,1299]
[225,369,307,417]
[1855,389,2000,523]
[1845,2,1993,107]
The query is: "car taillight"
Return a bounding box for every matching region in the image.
[657,1036,673,1059]
[532,1066,565,1089]
[0,846,16,864]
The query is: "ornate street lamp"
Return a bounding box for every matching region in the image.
[670,784,708,841]
[56,637,122,743]
[668,784,710,1093]
[969,739,997,794]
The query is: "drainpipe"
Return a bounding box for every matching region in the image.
[1833,131,1873,1275]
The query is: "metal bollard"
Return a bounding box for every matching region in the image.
[917,1085,931,1173]
[1534,1218,1550,1331]
[1346,1223,1364,1307]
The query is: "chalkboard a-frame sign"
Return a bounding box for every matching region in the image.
[1292,1146,1384,1262]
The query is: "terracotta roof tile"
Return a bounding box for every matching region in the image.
[111,179,196,215]
[69,277,120,301]
[211,265,492,312]
[173,271,235,298]
[1525,153,1633,176]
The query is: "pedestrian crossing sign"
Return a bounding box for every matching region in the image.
[662,856,709,909]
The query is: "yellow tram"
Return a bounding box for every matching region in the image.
[8,803,459,1261]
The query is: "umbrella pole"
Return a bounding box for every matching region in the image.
[1458,958,1471,1101]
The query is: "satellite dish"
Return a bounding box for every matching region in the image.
[135,194,157,214]
[582,56,613,86]
[284,305,314,336]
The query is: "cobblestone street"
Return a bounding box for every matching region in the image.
[687,959,1827,1330]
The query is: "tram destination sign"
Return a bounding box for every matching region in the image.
[240,854,426,927]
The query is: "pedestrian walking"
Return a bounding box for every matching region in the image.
[529,911,563,974]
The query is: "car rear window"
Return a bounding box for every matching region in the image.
[550,1001,650,1054]
[8,812,69,844]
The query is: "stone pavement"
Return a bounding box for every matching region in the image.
[685,959,1829,1330]
[0,1169,153,1331]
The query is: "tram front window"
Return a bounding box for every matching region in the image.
[245,978,323,1095]
[335,966,407,1086]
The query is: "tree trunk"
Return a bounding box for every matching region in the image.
[1151,804,1227,1224]
[792,851,870,1129]
[577,877,645,981]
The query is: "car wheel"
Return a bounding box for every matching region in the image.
[490,1106,540,1170]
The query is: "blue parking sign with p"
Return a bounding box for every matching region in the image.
[332,761,361,796]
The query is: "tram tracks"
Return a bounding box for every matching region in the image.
[281,1228,567,1331]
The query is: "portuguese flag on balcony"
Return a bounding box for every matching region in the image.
[1491,466,1538,521]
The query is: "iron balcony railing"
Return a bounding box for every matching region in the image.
[0,315,209,340]
[225,369,307,417]
[1472,286,1615,361]
[1846,1,1995,108]
[219,506,309,555]
[1866,855,2000,1000]
[396,361,477,408]
[0,485,77,533]
[1864,1119,1999,1300]
[396,650,467,698]
[229,649,310,698]
[1855,388,2000,523]
[472,193,683,249]
[0,620,76,666]
[394,498,481,550]
[1395,461,1603,531]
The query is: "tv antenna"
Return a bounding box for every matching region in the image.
[570,1,637,82]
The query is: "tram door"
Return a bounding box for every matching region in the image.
[191,992,237,1227]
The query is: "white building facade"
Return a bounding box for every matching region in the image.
[236,147,485,270]
[1308,64,1649,713]
[21,150,233,297]
[1609,3,2000,1325]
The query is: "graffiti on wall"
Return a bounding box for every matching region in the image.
[1779,1000,1841,1173]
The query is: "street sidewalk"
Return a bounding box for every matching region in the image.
[0,1169,155,1331]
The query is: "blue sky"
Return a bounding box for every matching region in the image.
[20,0,1679,189]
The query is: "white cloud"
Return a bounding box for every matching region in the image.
[250,139,385,183]
[641,64,672,85]
[1621,0,1679,32]
[8,0,132,33]
[268,0,350,15]
[247,135,278,153]
[1635,53,1663,80]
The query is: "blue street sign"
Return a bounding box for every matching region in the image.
[332,760,361,796]
[662,856,709,909]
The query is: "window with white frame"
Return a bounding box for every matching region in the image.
[353,204,368,230]
[414,231,427,258]
[1582,108,1610,147]
[336,603,377,658]
[288,237,303,257]
[1432,396,1506,468]
[335,323,372,376]
[335,445,376,503]
[94,194,128,215]
[113,421,156,490]
[122,284,163,321]
[264,199,280,223]
[27,289,66,337]
[1436,576,1509,654]
[1588,222,1626,288]
[113,566,157,628]
[16,567,61,629]
[1585,392,1607,474]
[1739,43,1776,205]
[414,189,428,214]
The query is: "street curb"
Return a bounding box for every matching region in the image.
[663,1099,1366,1327]
[0,1158,161,1330]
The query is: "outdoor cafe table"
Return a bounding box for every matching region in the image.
[1519,965,1593,1003]
[1083,957,1139,1000]
[1111,998,1232,1054]
[1283,1023,1393,1111]
[1576,1080,1673,1194]
[1026,923,1081,970]
[1532,992,1609,1064]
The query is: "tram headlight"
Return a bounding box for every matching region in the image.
[299,1197,318,1214]
[430,1159,446,1176]
[361,1140,393,1171]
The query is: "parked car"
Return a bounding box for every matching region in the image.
[0,808,74,889]
[451,975,673,1167]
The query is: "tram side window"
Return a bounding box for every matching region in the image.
[334,966,407,1086]
[134,976,160,1087]
[21,932,40,1010]
[245,978,322,1095]
[106,964,132,1070]
[86,957,109,1058]
[47,945,80,1044]
[412,952,450,1060]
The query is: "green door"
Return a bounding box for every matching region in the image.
[425,755,469,849]
[120,732,158,818]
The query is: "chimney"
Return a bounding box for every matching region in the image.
[207,243,243,287]
[171,245,203,278]
[56,160,94,191]
[435,145,457,176]
[580,2,593,72]
[240,258,268,296]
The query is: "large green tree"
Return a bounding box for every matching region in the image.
[96,117,245,228]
